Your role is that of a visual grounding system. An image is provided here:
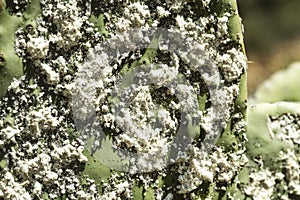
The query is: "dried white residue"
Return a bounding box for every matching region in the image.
[101,173,133,200]
[0,126,20,147]
[270,114,300,198]
[115,1,150,31]
[243,168,284,200]
[0,171,31,200]
[39,63,60,84]
[76,0,247,198]
[156,6,171,19]
[1,0,100,198]
[270,114,300,147]
[1,0,248,199]
[217,48,247,82]
[41,0,90,51]
[177,146,247,194]
[0,83,97,199]
[26,35,50,59]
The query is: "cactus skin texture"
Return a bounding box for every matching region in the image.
[247,62,300,167]
[83,0,248,199]
[0,0,40,97]
[246,102,300,167]
[251,62,300,104]
[237,103,300,199]
[1,0,299,198]
[0,0,248,199]
[237,63,300,199]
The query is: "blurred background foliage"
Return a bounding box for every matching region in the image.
[238,0,300,93]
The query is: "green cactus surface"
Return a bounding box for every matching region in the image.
[246,102,300,168]
[239,62,300,199]
[0,0,41,97]
[251,62,300,104]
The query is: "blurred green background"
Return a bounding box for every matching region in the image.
[238,0,300,93]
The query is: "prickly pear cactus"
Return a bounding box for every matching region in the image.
[0,0,248,199]
[75,0,248,199]
[238,63,300,199]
